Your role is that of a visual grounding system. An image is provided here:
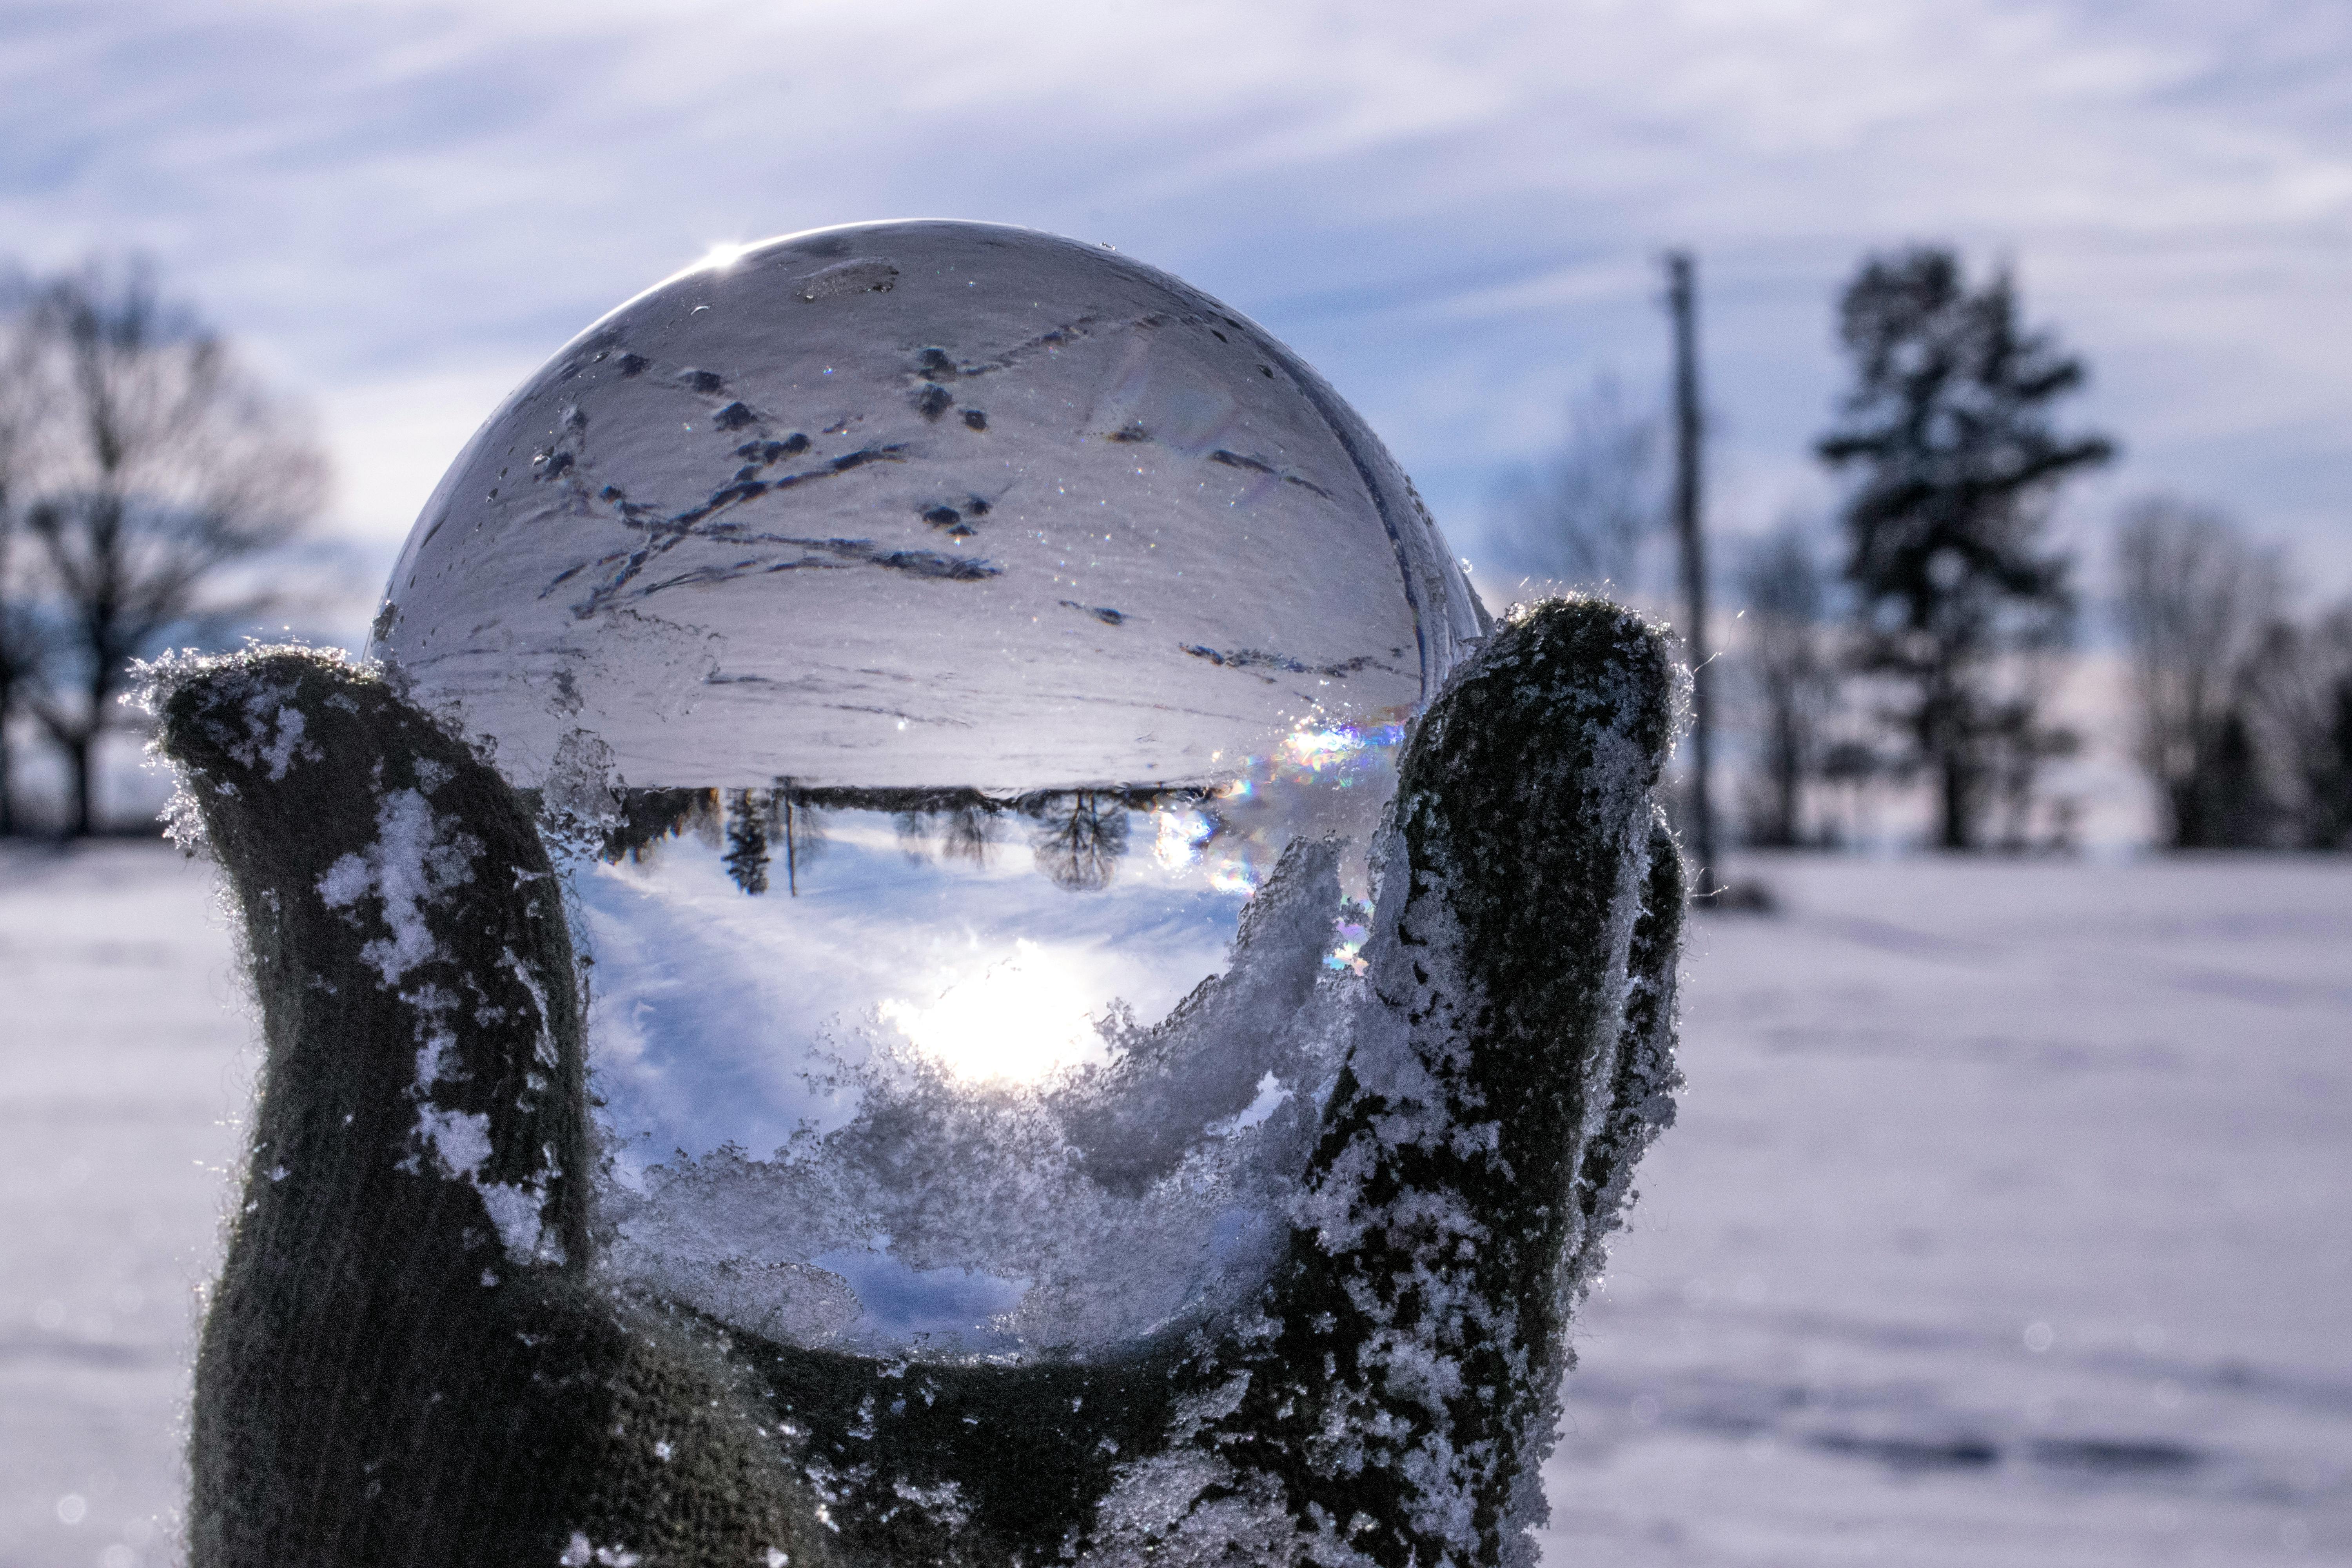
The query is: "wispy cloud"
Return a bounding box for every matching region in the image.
[3,0,2345,599]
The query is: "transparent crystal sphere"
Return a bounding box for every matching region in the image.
[372,220,1486,1361]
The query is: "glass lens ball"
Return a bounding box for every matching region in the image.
[372,220,1486,1361]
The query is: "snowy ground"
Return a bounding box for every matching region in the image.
[0,846,252,1568]
[2,843,2346,1567]
[1539,853,2352,1567]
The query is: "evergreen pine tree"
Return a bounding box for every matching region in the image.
[1817,248,2112,849]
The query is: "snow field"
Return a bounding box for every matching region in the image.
[2,845,254,1568]
[1542,852,2352,1565]
[2,844,2346,1565]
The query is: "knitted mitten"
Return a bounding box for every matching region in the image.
[152,595,1683,1568]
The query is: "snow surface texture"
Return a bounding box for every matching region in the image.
[129,597,1683,1568]
[9,848,2349,1565]
[1534,851,2352,1566]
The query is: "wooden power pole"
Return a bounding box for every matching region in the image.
[1666,251,1717,897]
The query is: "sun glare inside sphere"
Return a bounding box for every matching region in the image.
[880,940,1111,1084]
[370,219,1486,1361]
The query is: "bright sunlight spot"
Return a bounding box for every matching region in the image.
[880,941,1108,1084]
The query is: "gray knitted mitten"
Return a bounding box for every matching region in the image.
[152,595,1684,1568]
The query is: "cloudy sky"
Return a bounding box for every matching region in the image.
[5,0,2348,624]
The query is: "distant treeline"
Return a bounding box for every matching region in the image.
[4,248,2346,852]
[1486,245,2352,853]
[572,784,1205,896]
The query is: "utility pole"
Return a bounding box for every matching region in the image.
[1666,251,1717,897]
[781,784,799,896]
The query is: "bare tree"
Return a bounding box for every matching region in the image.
[2241,602,2352,850]
[1987,681,2080,853]
[0,283,48,833]
[1484,376,1662,597]
[1031,791,1128,891]
[1815,735,1896,849]
[10,261,326,835]
[0,522,40,836]
[771,785,829,894]
[1735,522,1838,848]
[2114,498,2284,848]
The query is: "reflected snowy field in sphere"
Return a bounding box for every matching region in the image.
[371,220,1485,1361]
